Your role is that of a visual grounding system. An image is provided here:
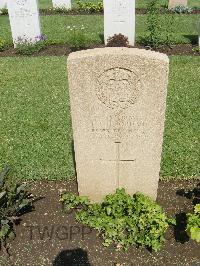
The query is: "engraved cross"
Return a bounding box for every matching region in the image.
[100,142,135,187]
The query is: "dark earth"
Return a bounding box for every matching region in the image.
[0,43,199,58]
[0,180,200,266]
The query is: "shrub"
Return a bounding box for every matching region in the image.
[15,35,47,55]
[76,0,103,13]
[107,34,129,47]
[61,188,175,251]
[140,0,175,48]
[66,25,87,50]
[0,166,34,255]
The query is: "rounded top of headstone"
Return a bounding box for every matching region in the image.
[68,48,169,64]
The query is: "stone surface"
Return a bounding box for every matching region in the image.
[103,0,135,46]
[7,0,41,47]
[0,0,7,9]
[52,0,71,9]
[168,0,188,8]
[68,48,169,202]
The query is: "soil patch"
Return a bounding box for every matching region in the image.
[0,44,199,58]
[1,180,200,266]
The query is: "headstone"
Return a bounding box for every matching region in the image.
[52,0,71,9]
[168,0,188,8]
[68,48,169,202]
[0,0,6,9]
[103,0,135,46]
[7,0,41,47]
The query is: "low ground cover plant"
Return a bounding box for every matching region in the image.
[61,188,175,251]
[0,38,7,51]
[187,204,200,243]
[15,35,47,55]
[0,167,33,255]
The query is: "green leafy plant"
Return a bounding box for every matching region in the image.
[187,204,200,243]
[0,166,33,255]
[0,38,7,51]
[15,35,47,55]
[107,34,129,47]
[170,5,193,14]
[76,0,103,13]
[66,25,87,50]
[144,0,161,48]
[61,188,175,251]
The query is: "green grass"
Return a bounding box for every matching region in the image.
[0,14,199,45]
[38,0,200,9]
[0,56,199,181]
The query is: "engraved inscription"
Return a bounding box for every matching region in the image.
[96,68,141,110]
[91,114,137,141]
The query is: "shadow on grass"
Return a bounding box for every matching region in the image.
[53,248,90,266]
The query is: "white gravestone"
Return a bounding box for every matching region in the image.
[52,0,71,9]
[68,48,169,202]
[7,0,41,47]
[103,0,135,46]
[0,0,7,9]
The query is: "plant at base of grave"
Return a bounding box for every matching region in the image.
[66,25,87,50]
[61,188,175,251]
[76,0,103,13]
[144,0,161,48]
[50,7,71,13]
[170,5,193,14]
[107,34,129,47]
[186,204,200,243]
[0,166,34,255]
[15,35,47,55]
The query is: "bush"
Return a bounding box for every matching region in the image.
[15,35,47,55]
[76,0,103,13]
[107,34,129,47]
[187,204,200,243]
[0,166,34,255]
[140,0,175,48]
[61,188,175,251]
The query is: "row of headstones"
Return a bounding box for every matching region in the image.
[1,0,191,48]
[0,0,71,9]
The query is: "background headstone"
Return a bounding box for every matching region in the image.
[7,0,41,47]
[0,0,6,9]
[52,0,71,9]
[103,0,135,46]
[168,0,188,8]
[68,48,169,202]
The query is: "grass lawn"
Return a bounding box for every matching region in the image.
[0,14,199,45]
[0,56,199,181]
[38,0,200,9]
